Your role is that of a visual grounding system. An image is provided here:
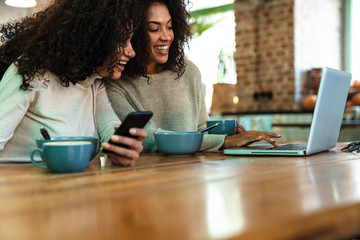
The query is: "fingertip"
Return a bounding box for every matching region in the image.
[111,135,120,141]
[129,128,137,134]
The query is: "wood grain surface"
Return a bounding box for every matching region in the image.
[0,143,359,240]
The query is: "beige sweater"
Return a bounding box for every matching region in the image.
[105,60,225,152]
[0,64,120,162]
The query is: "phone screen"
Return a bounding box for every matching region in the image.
[106,111,153,150]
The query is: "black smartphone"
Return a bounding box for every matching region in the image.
[105,111,153,151]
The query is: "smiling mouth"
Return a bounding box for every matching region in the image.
[155,46,169,50]
[115,61,127,66]
[154,45,170,55]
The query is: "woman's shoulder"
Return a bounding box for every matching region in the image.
[104,75,136,90]
[103,76,137,97]
[184,59,199,72]
[183,59,201,81]
[2,63,21,80]
[1,63,39,89]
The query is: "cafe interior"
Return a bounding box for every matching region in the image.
[1,0,360,239]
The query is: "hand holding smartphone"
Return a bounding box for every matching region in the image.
[105,111,153,151]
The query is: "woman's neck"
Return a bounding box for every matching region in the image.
[146,62,165,74]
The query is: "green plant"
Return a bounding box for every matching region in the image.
[189,3,233,38]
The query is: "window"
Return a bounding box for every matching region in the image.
[187,2,236,112]
[345,0,360,80]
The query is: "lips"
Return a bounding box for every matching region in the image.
[154,45,169,55]
[115,60,127,71]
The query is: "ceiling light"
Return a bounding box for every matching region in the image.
[5,0,37,8]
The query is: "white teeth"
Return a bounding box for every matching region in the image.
[117,61,127,65]
[155,46,169,50]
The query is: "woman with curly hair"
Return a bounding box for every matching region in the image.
[105,0,281,153]
[0,0,148,166]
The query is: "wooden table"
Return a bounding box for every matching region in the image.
[1,143,360,240]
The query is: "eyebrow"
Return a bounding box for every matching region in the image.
[148,18,172,25]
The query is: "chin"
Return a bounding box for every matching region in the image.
[156,58,169,64]
[152,54,169,63]
[110,72,122,80]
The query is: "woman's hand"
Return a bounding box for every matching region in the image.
[233,117,246,133]
[221,130,281,149]
[102,128,148,166]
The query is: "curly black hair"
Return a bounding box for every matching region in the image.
[123,0,192,80]
[0,0,142,90]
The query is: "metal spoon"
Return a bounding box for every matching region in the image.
[199,122,220,133]
[40,128,51,140]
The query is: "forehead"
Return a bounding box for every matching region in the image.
[147,2,171,21]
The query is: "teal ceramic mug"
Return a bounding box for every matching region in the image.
[35,136,100,159]
[206,119,237,135]
[30,141,93,173]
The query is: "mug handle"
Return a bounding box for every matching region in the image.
[30,149,48,169]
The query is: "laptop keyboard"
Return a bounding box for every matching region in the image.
[266,144,307,151]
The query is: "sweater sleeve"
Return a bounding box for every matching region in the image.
[105,79,165,152]
[94,80,121,143]
[0,64,36,151]
[188,60,226,152]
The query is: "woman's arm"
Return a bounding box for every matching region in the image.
[95,80,148,165]
[94,80,122,142]
[105,80,164,152]
[0,64,34,151]
[189,60,227,152]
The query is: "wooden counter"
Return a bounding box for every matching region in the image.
[272,120,360,128]
[0,144,360,239]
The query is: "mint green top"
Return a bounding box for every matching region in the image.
[0,64,120,162]
[105,60,226,152]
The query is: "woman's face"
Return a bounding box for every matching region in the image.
[96,38,135,79]
[146,2,174,74]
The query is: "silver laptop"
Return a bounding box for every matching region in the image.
[224,67,351,156]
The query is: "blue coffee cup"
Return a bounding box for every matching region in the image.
[30,141,93,173]
[35,136,99,159]
[206,119,237,136]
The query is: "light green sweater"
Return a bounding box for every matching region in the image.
[105,60,226,152]
[0,64,120,162]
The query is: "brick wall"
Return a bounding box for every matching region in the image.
[233,0,342,113]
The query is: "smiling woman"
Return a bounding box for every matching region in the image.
[105,0,281,154]
[96,40,136,80]
[145,2,174,74]
[0,0,148,166]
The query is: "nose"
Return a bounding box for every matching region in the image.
[124,42,135,58]
[160,28,172,41]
